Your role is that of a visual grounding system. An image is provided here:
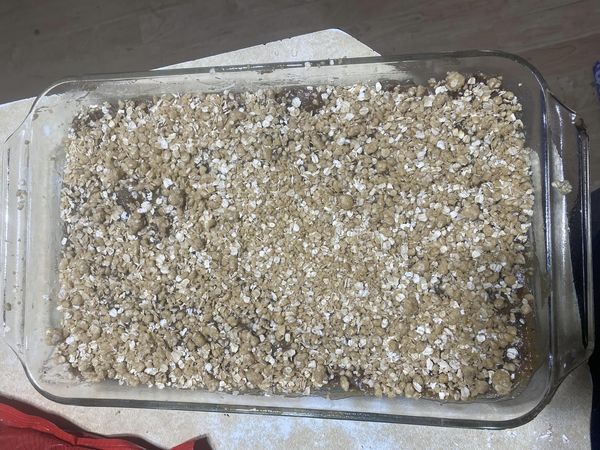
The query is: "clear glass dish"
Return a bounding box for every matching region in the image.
[0,51,593,428]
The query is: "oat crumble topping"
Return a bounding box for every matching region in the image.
[51,72,535,400]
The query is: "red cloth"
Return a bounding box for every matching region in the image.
[0,403,208,450]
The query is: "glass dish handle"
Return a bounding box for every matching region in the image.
[547,93,594,383]
[0,126,29,358]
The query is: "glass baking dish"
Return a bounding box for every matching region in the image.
[0,51,593,428]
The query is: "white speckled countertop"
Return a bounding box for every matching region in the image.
[0,30,592,449]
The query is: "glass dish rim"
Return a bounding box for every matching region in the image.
[3,49,585,429]
[9,49,573,139]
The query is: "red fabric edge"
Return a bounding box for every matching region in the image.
[171,440,196,450]
[0,403,143,449]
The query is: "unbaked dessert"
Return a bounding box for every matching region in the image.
[51,72,534,400]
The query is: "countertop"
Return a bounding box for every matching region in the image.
[0,29,592,449]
